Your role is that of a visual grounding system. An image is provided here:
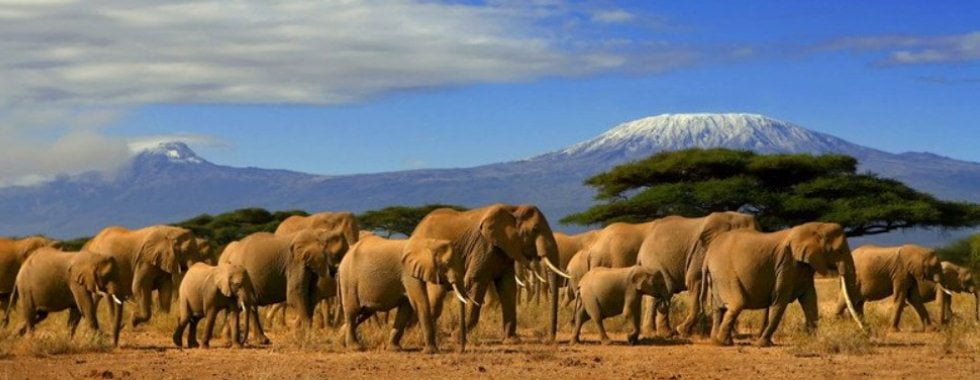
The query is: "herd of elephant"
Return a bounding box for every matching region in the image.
[0,205,977,354]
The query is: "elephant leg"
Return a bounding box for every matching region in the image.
[250,305,271,345]
[940,293,953,324]
[757,308,769,338]
[907,291,933,331]
[462,281,489,332]
[405,277,438,354]
[641,296,656,337]
[173,311,189,347]
[799,285,819,333]
[571,301,589,344]
[427,283,448,320]
[655,296,674,337]
[714,304,743,346]
[157,277,174,314]
[626,299,641,345]
[343,305,364,350]
[595,317,611,345]
[710,305,724,342]
[131,270,156,327]
[201,308,218,348]
[496,274,521,343]
[890,287,908,332]
[187,316,200,348]
[756,303,787,347]
[678,279,702,337]
[67,307,82,338]
[387,299,414,351]
[228,309,242,348]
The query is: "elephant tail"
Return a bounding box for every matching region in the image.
[3,285,18,328]
[698,264,712,314]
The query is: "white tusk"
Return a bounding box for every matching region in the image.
[543,257,572,279]
[514,275,526,288]
[451,283,469,305]
[111,294,123,305]
[840,276,865,331]
[467,296,481,307]
[529,267,546,283]
[240,300,246,310]
[938,284,954,296]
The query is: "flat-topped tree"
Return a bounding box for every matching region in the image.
[562,148,980,237]
[358,204,468,238]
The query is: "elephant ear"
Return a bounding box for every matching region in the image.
[403,240,441,284]
[70,262,99,293]
[787,225,830,275]
[290,232,325,274]
[480,206,526,265]
[629,267,653,292]
[323,233,348,267]
[215,269,234,298]
[137,229,180,275]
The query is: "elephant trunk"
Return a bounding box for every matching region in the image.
[838,258,865,331]
[458,294,467,353]
[534,235,561,342]
[974,291,979,322]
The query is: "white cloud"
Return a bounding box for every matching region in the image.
[591,9,634,24]
[817,31,980,65]
[0,0,656,109]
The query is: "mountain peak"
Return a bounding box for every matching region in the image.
[132,141,207,164]
[548,112,864,160]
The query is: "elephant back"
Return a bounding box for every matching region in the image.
[15,248,74,307]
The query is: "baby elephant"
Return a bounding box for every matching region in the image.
[173,263,255,348]
[572,266,670,345]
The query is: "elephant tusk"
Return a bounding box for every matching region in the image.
[529,268,547,283]
[543,257,571,279]
[840,276,865,331]
[451,283,469,305]
[111,294,123,305]
[467,296,481,307]
[240,300,246,311]
[938,284,954,296]
[514,275,526,288]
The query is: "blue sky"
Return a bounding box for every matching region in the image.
[1,1,978,183]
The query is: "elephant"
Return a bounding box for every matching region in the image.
[83,225,201,327]
[5,248,124,345]
[173,263,256,349]
[832,244,945,331]
[572,266,671,345]
[912,261,978,323]
[264,273,337,328]
[0,236,58,317]
[555,230,599,271]
[339,235,476,353]
[275,211,360,247]
[635,212,759,336]
[410,204,568,343]
[703,222,863,347]
[219,230,347,344]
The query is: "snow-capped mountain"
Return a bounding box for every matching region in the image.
[1,113,978,245]
[552,113,863,159]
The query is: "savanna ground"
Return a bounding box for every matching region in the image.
[1,279,978,379]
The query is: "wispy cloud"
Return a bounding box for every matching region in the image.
[816,31,980,66]
[591,9,634,24]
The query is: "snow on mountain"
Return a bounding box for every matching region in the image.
[547,113,865,160]
[130,141,207,164]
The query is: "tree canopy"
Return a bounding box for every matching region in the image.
[173,207,309,247]
[562,148,980,237]
[358,204,468,237]
[937,233,980,272]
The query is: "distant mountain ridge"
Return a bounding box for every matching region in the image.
[2,113,979,245]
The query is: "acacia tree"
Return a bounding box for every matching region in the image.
[562,148,980,237]
[358,204,468,237]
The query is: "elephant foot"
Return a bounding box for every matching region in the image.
[503,335,522,345]
[753,338,773,348]
[256,335,272,345]
[921,325,937,333]
[187,341,200,349]
[422,346,439,355]
[627,334,640,346]
[889,326,902,333]
[710,337,732,346]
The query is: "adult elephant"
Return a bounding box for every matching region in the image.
[704,222,863,347]
[412,204,568,343]
[83,225,200,327]
[220,230,347,344]
[912,261,978,323]
[5,248,124,345]
[275,211,360,246]
[635,212,759,336]
[832,244,945,331]
[554,231,599,271]
[0,236,58,318]
[339,236,477,353]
